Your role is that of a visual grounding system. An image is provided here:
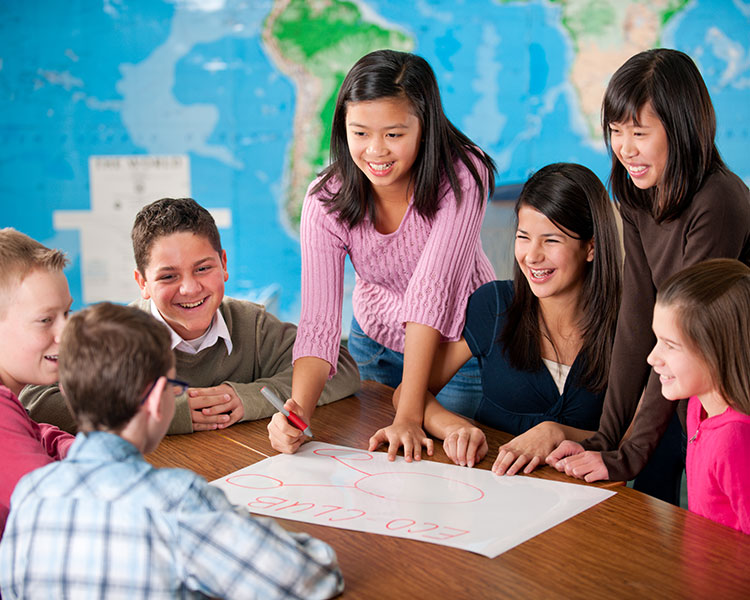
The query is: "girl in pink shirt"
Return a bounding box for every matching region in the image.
[268,50,496,460]
[647,259,750,534]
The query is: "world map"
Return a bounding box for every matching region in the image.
[1,0,749,322]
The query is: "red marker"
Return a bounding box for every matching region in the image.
[261,386,313,438]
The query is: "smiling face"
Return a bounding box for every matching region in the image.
[345,96,422,202]
[647,303,720,405]
[514,206,594,305]
[608,102,669,190]
[134,232,228,341]
[0,268,72,396]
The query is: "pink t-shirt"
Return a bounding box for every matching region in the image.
[293,156,495,374]
[0,384,75,536]
[686,395,750,534]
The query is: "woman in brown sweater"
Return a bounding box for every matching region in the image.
[547,48,750,504]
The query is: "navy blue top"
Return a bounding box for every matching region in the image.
[463,280,604,435]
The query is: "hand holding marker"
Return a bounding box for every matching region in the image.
[261,387,313,438]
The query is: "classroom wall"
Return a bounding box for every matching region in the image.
[1,0,748,322]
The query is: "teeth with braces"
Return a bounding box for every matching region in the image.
[369,162,394,171]
[530,268,553,278]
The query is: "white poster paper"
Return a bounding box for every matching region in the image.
[211,442,615,558]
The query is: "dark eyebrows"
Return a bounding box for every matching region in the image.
[346,121,410,129]
[516,228,566,239]
[154,256,216,275]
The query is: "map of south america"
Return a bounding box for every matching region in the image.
[264,0,412,225]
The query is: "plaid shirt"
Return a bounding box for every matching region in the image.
[0,431,343,599]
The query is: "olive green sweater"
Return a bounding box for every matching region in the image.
[21,297,360,435]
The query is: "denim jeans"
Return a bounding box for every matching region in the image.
[347,316,483,418]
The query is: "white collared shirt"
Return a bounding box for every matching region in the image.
[149,301,233,356]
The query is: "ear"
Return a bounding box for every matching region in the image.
[586,239,595,263]
[134,269,151,299]
[141,376,167,421]
[220,249,229,282]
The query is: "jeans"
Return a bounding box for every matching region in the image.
[347,316,483,418]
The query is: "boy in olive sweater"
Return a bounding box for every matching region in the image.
[23,198,360,434]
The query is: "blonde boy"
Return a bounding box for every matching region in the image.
[0,228,75,536]
[0,303,344,598]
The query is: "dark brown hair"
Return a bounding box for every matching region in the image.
[59,302,174,431]
[313,49,496,227]
[501,163,622,392]
[657,259,750,414]
[132,198,222,275]
[602,48,725,222]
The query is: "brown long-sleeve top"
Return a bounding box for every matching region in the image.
[583,167,750,481]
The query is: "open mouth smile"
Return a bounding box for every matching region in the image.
[367,161,394,176]
[178,298,206,309]
[529,268,554,282]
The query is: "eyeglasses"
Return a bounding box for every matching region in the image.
[140,377,190,404]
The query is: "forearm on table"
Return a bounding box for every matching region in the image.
[423,394,472,440]
[556,423,595,443]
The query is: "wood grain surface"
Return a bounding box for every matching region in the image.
[147,381,750,599]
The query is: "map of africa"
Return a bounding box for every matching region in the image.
[1,0,749,322]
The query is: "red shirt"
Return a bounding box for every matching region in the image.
[0,384,74,536]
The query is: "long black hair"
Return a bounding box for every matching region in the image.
[603,48,725,223]
[313,49,496,227]
[500,163,622,392]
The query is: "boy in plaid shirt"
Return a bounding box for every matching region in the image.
[0,302,343,599]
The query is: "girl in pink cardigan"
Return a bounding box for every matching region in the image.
[647,259,750,534]
[268,50,496,459]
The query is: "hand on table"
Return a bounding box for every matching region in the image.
[492,421,565,476]
[188,383,244,431]
[368,421,434,462]
[267,398,308,454]
[442,423,487,468]
[546,441,610,482]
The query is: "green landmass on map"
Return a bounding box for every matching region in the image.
[547,0,690,50]
[265,0,413,227]
[527,0,690,136]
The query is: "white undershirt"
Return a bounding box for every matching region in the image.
[149,302,233,355]
[542,358,571,395]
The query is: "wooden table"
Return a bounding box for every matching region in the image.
[147,381,750,599]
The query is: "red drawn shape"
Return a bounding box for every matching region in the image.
[355,472,484,504]
[226,474,283,490]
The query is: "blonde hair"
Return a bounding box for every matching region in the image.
[0,228,68,316]
[657,259,750,415]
